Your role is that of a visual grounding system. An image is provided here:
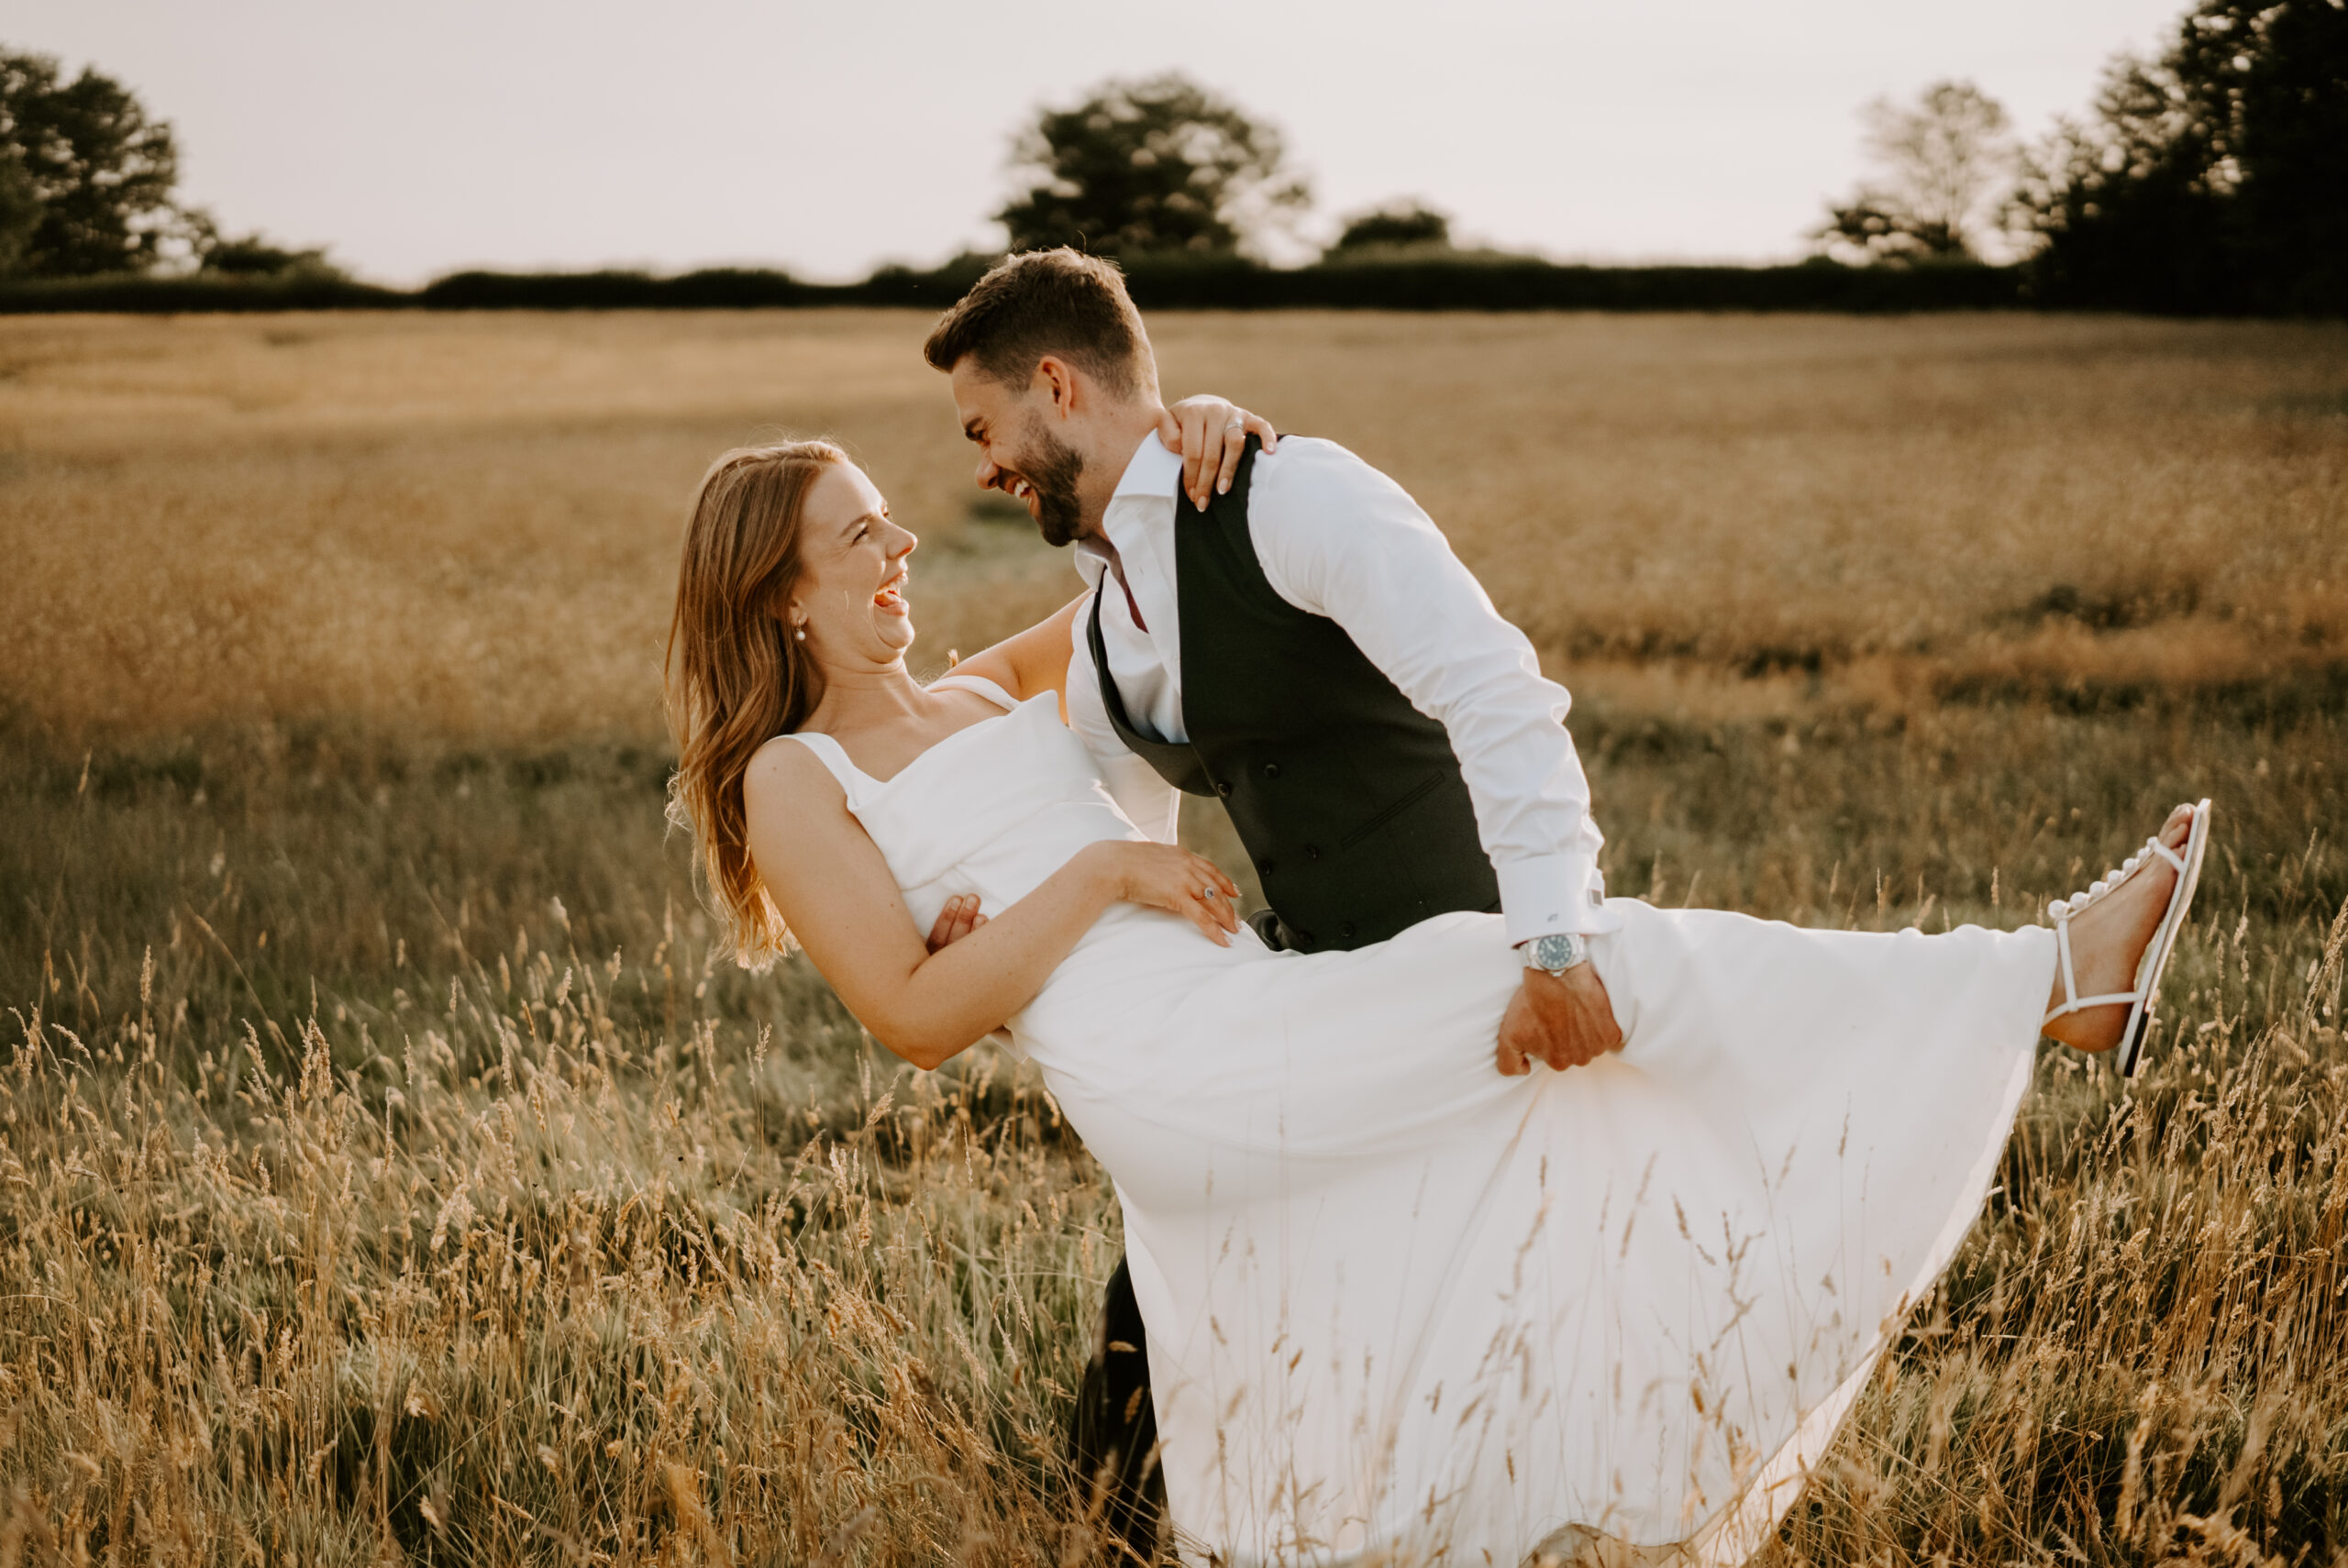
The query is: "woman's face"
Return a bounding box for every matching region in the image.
[790,461,918,668]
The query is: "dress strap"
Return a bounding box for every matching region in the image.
[928,671,1021,712]
[777,729,868,809]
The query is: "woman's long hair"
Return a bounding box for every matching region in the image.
[664,440,845,970]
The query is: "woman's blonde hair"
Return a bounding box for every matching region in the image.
[663,440,846,969]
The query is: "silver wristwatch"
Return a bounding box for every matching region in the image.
[1521,932,1589,977]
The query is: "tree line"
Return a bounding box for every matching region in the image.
[3,0,2340,313]
[1809,0,2343,314]
[0,51,333,281]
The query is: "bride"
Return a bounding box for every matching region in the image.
[662,416,2209,1565]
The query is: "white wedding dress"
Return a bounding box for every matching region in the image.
[786,678,2056,1566]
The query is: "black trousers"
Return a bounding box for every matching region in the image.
[1067,1256,1163,1562]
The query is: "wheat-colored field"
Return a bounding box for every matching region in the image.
[6,310,2344,744]
[1,309,2345,1564]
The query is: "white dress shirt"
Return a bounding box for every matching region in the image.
[1067,433,1612,942]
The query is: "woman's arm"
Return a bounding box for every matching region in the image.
[952,594,1087,714]
[743,740,1240,1070]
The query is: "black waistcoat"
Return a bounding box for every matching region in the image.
[1088,437,1498,954]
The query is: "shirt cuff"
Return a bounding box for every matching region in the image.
[1498,852,1612,944]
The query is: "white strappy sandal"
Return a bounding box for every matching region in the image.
[2043,798,2213,1077]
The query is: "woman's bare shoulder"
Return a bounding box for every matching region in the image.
[743,732,846,810]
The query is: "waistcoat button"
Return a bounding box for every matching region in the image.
[1261,762,1280,779]
[1340,921,1357,940]
[1305,845,1322,861]
[1257,857,1275,878]
[1215,780,1233,798]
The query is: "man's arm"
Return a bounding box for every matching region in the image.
[1065,587,1183,845]
[1246,438,1611,942]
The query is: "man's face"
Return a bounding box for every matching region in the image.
[949,359,1090,548]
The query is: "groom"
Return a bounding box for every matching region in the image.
[923,248,1622,1555]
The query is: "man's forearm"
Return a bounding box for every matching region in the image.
[1097,750,1181,845]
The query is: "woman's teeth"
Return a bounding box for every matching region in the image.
[874,582,905,609]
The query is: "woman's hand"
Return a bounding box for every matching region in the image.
[925,893,988,954]
[1159,395,1279,513]
[1087,841,1244,945]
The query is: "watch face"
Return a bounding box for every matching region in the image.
[1532,933,1580,971]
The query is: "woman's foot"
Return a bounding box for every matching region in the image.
[2042,803,2196,1054]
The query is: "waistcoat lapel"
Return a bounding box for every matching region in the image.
[1089,586,1214,796]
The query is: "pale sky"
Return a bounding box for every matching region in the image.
[14,0,2186,284]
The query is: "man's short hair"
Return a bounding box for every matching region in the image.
[922,248,1154,401]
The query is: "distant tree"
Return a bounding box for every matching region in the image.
[1325,202,1451,256]
[2019,0,2348,314]
[0,136,36,275]
[1817,81,2020,265]
[191,221,339,278]
[995,74,1310,259]
[0,49,191,277]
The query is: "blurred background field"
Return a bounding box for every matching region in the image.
[4,308,2348,1563]
[6,308,2346,745]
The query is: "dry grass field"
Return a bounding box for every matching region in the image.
[2,308,2345,1564]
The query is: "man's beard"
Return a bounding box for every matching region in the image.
[1018,421,1087,547]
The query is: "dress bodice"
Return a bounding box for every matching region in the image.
[781,679,1155,949]
[783,675,1269,1055]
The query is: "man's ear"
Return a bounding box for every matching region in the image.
[1034,355,1080,420]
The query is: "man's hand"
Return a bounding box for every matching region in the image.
[1496,962,1623,1077]
[925,893,987,955]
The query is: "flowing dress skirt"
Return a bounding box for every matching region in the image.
[1016,897,2056,1565]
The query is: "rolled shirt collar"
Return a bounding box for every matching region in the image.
[1076,431,1184,588]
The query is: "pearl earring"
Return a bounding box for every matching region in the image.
[793,625,806,642]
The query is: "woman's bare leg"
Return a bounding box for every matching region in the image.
[2041,803,2196,1053]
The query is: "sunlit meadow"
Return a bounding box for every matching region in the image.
[1,309,2344,1563]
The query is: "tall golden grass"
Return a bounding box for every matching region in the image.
[1,309,2344,1563]
[5,311,2343,744]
